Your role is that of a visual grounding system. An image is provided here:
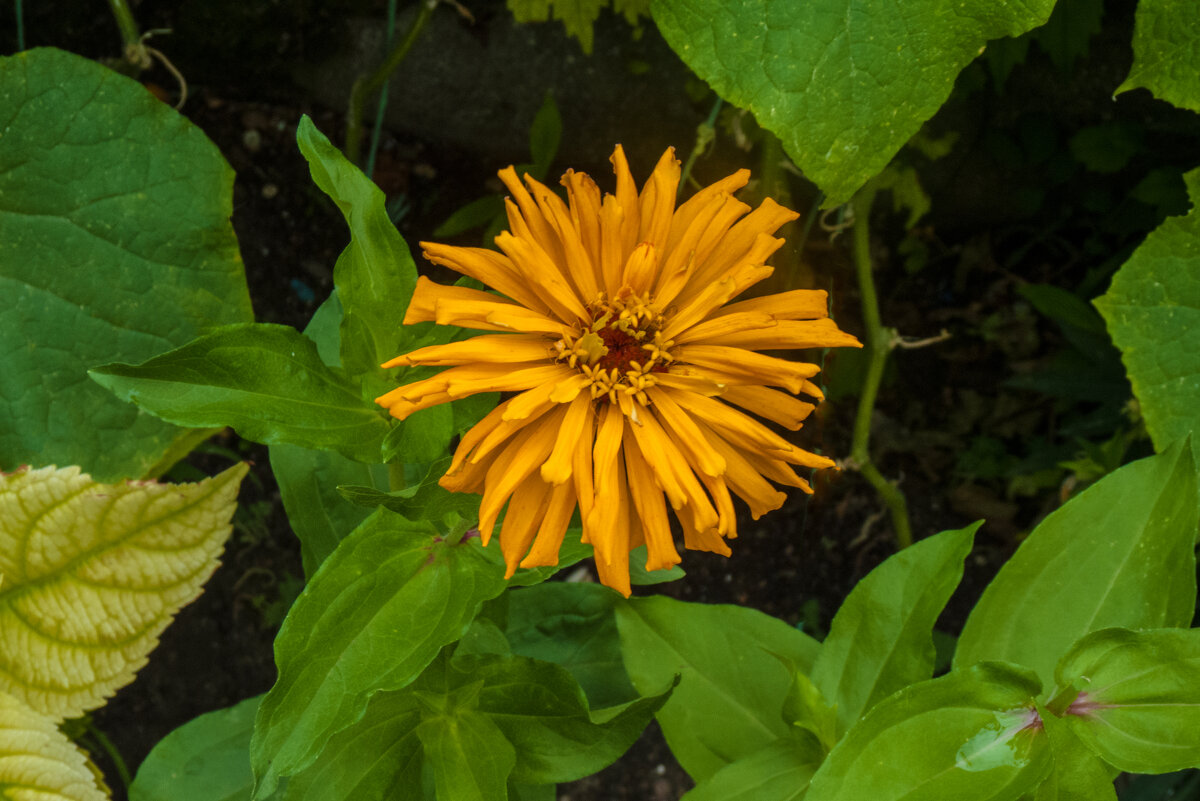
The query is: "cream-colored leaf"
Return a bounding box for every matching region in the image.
[0,690,108,800]
[0,463,247,721]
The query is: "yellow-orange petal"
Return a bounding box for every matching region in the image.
[610,145,641,258]
[663,233,782,339]
[637,147,679,249]
[478,410,564,542]
[420,242,548,314]
[498,476,552,578]
[655,194,753,308]
[382,334,553,369]
[664,387,798,457]
[590,455,633,597]
[683,197,799,298]
[403,275,504,326]
[495,232,588,323]
[665,168,750,255]
[720,385,816,431]
[520,480,578,568]
[716,288,830,321]
[530,175,601,301]
[700,424,789,519]
[672,311,777,347]
[599,195,627,296]
[702,318,864,351]
[623,435,682,572]
[498,165,565,266]
[443,363,570,398]
[628,408,720,535]
[621,242,658,296]
[561,168,603,260]
[541,392,593,485]
[673,344,820,394]
[643,386,725,477]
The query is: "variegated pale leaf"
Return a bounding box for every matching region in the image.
[0,463,247,721]
[0,690,108,800]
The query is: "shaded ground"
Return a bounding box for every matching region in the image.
[19,1,1200,799]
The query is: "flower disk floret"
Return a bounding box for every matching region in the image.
[375,145,862,596]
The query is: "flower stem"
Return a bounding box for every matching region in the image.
[86,718,132,792]
[346,0,437,168]
[849,185,913,548]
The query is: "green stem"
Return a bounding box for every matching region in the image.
[365,0,399,183]
[86,720,132,791]
[849,186,913,549]
[346,0,436,167]
[15,0,24,50]
[678,96,723,196]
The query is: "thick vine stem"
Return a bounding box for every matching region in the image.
[848,185,913,549]
[346,0,437,168]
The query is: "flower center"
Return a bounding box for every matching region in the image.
[554,290,675,405]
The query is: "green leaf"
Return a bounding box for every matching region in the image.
[1095,169,1200,466]
[1031,703,1117,801]
[279,691,424,801]
[509,0,607,54]
[250,508,508,798]
[811,523,978,735]
[433,195,505,239]
[681,739,820,801]
[650,0,1055,205]
[954,442,1198,690]
[0,48,252,481]
[805,663,1051,801]
[416,708,515,801]
[529,93,562,179]
[1117,0,1200,113]
[382,402,455,464]
[270,443,388,578]
[1057,628,1200,773]
[90,323,392,463]
[295,116,417,390]
[505,582,639,709]
[469,654,671,783]
[130,695,260,801]
[615,596,820,780]
[1032,0,1105,74]
[0,691,107,801]
[1069,122,1144,174]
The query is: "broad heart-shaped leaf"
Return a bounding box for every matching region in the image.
[0,690,107,801]
[1095,169,1200,469]
[805,662,1051,801]
[0,463,246,720]
[90,323,392,463]
[811,523,978,735]
[1030,703,1117,801]
[649,0,1054,205]
[295,116,417,393]
[129,694,261,801]
[954,441,1198,691]
[250,507,509,799]
[1056,628,1200,774]
[0,48,253,482]
[615,595,820,781]
[1117,0,1200,113]
[681,739,820,801]
[505,582,638,709]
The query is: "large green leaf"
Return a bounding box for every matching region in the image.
[295,116,416,394]
[0,48,252,481]
[1030,707,1117,801]
[1095,169,1200,468]
[805,663,1050,801]
[1117,0,1200,113]
[90,323,391,463]
[1057,628,1200,774]
[130,695,260,801]
[811,523,978,735]
[250,508,508,798]
[649,0,1055,204]
[416,708,515,801]
[954,442,1198,691]
[680,739,819,801]
[615,596,820,780]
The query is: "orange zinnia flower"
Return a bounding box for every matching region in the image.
[376,146,861,596]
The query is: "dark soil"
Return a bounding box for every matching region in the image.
[18,1,1199,799]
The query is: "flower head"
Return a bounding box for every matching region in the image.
[376,146,861,595]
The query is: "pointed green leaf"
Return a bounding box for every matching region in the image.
[806,663,1050,801]
[681,739,819,801]
[1031,704,1116,801]
[279,691,424,801]
[649,0,1055,204]
[1117,0,1200,113]
[505,582,638,709]
[1095,169,1200,468]
[0,463,247,720]
[615,596,820,780]
[811,523,978,734]
[955,442,1198,690]
[0,48,252,481]
[0,690,107,801]
[250,508,508,798]
[295,116,417,391]
[130,695,260,801]
[417,709,515,801]
[1057,628,1200,773]
[90,323,392,463]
